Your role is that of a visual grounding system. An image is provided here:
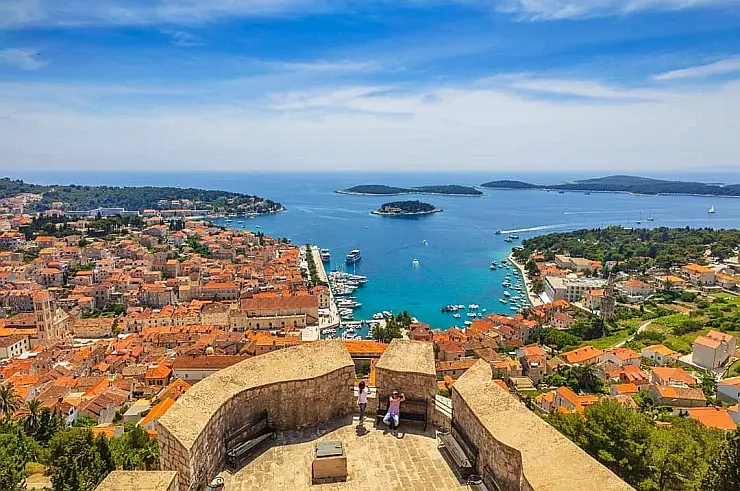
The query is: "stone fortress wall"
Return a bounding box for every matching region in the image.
[452,360,634,491]
[97,340,634,491]
[157,340,356,491]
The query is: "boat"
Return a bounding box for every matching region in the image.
[489,264,497,270]
[345,249,361,264]
[412,258,420,266]
[508,234,519,240]
[224,218,232,223]
[494,230,502,235]
[708,205,716,214]
[467,312,476,318]
[503,291,511,296]
[255,225,261,228]
[423,239,428,245]
[320,248,331,262]
[373,312,383,320]
[453,313,461,319]
[504,237,513,243]
[464,320,473,326]
[382,311,393,319]
[469,304,479,310]
[635,220,641,224]
[457,304,466,310]
[510,306,519,311]
[647,216,654,221]
[499,298,507,304]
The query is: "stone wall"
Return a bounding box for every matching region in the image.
[96,471,178,491]
[452,360,634,491]
[158,340,356,491]
[375,339,436,405]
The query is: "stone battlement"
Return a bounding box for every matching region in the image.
[158,339,355,490]
[96,340,634,491]
[453,360,634,491]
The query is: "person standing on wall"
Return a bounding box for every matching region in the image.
[357,380,369,424]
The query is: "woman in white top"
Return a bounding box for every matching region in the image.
[357,380,369,422]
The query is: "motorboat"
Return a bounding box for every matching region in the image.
[453,313,461,319]
[494,230,502,235]
[320,248,331,262]
[468,304,479,310]
[499,298,507,304]
[504,237,513,243]
[373,312,383,320]
[464,320,473,326]
[346,249,362,264]
[412,258,420,266]
[508,234,519,239]
[647,216,654,221]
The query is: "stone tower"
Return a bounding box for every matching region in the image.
[33,291,70,346]
[600,275,615,322]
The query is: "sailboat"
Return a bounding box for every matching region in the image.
[708,205,716,214]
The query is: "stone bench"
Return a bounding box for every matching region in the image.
[225,410,276,468]
[437,420,477,477]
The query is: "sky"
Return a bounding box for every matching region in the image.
[1,1,740,173]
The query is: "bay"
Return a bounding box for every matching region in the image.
[12,170,740,329]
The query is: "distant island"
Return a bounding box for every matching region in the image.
[372,200,442,216]
[481,175,740,197]
[338,184,482,196]
[0,178,283,215]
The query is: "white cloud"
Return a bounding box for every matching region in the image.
[0,0,733,28]
[0,0,325,28]
[496,0,733,20]
[265,60,382,73]
[162,29,206,47]
[0,48,48,71]
[652,57,740,81]
[0,75,738,172]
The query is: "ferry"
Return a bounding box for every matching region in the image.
[320,248,331,262]
[346,249,362,264]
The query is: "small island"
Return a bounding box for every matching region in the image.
[372,200,442,216]
[338,184,482,196]
[480,174,740,197]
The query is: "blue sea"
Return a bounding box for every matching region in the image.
[12,170,740,329]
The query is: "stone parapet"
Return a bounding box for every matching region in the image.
[158,340,355,491]
[452,360,634,491]
[375,339,436,404]
[96,471,178,491]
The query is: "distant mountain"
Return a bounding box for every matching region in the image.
[338,184,482,196]
[480,175,740,197]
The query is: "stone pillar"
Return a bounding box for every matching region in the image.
[375,339,436,409]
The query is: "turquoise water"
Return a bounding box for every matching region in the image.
[14,171,740,329]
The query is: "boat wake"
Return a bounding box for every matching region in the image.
[499,223,568,234]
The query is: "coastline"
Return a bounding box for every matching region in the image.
[337,190,481,197]
[508,251,543,307]
[480,186,740,200]
[371,208,443,216]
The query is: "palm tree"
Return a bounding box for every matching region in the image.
[24,399,42,435]
[0,384,21,419]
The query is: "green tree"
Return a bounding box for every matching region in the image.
[110,425,160,471]
[23,399,42,436]
[47,428,115,491]
[701,428,740,490]
[34,408,65,445]
[0,385,21,419]
[74,415,97,427]
[0,421,38,491]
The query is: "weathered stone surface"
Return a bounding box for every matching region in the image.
[96,471,178,491]
[376,339,435,376]
[452,360,634,491]
[158,340,356,490]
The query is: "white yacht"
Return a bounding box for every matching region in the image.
[412,258,420,266]
[320,248,331,262]
[346,249,362,264]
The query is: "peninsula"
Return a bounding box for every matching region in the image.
[338,184,482,196]
[481,174,740,197]
[372,200,442,216]
[0,178,283,216]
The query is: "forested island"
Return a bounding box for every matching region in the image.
[338,184,482,196]
[481,175,740,197]
[0,178,283,215]
[513,226,740,269]
[372,200,442,216]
